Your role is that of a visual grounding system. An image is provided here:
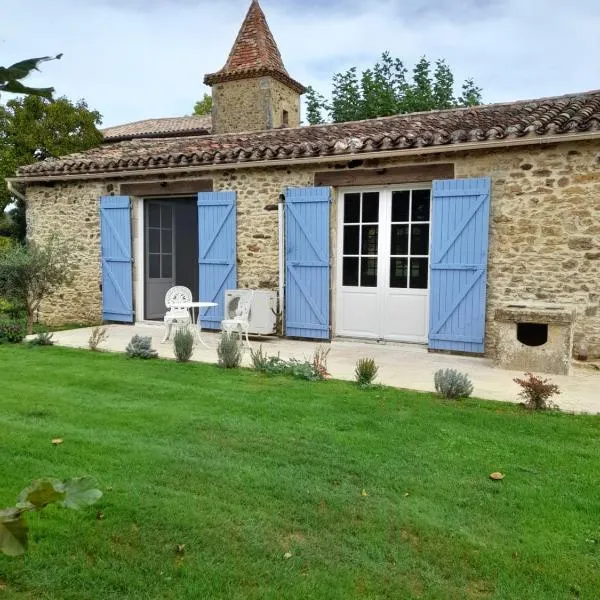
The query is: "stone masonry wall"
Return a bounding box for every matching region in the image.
[212,76,300,134]
[23,138,600,357]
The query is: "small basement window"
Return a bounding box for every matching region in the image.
[282,110,289,127]
[517,323,548,347]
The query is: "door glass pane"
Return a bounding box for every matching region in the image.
[148,204,160,228]
[360,258,377,287]
[149,254,160,279]
[161,228,172,253]
[361,225,378,255]
[148,228,160,253]
[392,191,410,222]
[412,190,431,222]
[391,224,409,255]
[162,255,173,279]
[411,224,429,255]
[161,205,172,229]
[410,257,429,289]
[343,225,360,255]
[362,192,379,223]
[390,258,408,288]
[344,194,360,223]
[343,257,359,286]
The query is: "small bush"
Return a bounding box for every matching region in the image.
[434,368,474,399]
[126,335,158,359]
[28,331,54,346]
[217,332,242,368]
[173,328,194,363]
[88,326,109,351]
[0,318,26,344]
[355,357,379,386]
[250,346,324,381]
[312,346,330,379]
[250,345,270,370]
[514,372,560,410]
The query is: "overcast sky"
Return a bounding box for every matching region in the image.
[3,0,600,128]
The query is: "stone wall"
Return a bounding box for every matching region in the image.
[23,138,600,357]
[211,76,300,134]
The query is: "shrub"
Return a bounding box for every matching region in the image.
[217,332,242,368]
[312,346,330,379]
[514,372,560,410]
[355,357,379,386]
[250,345,270,370]
[28,331,54,346]
[0,318,26,344]
[125,335,158,359]
[88,326,108,351]
[250,346,324,381]
[434,368,474,399]
[173,328,194,363]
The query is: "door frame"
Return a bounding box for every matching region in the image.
[334,183,432,343]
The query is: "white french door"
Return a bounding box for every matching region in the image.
[336,186,431,342]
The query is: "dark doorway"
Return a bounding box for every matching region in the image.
[145,198,199,320]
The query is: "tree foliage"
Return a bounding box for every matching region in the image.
[0,237,77,334]
[305,52,483,125]
[0,95,103,234]
[192,93,213,116]
[0,55,62,100]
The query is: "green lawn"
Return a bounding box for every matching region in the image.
[0,346,599,599]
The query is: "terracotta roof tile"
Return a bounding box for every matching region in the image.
[102,116,211,141]
[204,0,305,94]
[16,91,600,178]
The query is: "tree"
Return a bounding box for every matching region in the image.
[0,55,62,100]
[305,53,483,125]
[0,237,77,334]
[0,95,103,237]
[193,93,213,116]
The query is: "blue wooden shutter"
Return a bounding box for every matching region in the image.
[285,187,331,339]
[100,196,133,322]
[429,177,491,354]
[198,191,237,328]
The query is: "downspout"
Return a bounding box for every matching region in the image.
[278,193,286,337]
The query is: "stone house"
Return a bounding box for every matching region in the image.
[7,0,600,359]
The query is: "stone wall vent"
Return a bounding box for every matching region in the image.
[516,323,548,347]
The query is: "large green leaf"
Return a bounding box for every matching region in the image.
[17,479,65,509]
[61,477,103,510]
[0,54,63,82]
[0,509,28,557]
[0,81,55,100]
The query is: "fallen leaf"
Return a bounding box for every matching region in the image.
[176,544,185,554]
[361,489,369,497]
[283,552,293,559]
[51,438,63,445]
[404,492,410,497]
[96,511,105,521]
[489,472,505,481]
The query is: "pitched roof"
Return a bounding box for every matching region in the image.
[15,90,600,179]
[204,0,305,94]
[102,116,211,141]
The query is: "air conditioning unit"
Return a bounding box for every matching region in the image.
[224,289,278,335]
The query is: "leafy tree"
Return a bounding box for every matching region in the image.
[193,93,213,116]
[305,53,483,124]
[0,95,103,237]
[0,55,62,100]
[0,237,77,334]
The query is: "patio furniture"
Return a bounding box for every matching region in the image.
[162,286,193,342]
[177,301,219,348]
[221,291,254,347]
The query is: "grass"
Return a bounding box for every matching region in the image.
[0,345,599,599]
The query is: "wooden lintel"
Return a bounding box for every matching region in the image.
[119,179,213,197]
[314,163,454,187]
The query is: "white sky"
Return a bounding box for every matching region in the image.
[3,0,600,127]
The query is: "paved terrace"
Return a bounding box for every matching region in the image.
[45,324,600,414]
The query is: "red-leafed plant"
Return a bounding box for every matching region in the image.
[514,372,561,411]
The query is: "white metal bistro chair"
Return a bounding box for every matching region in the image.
[162,286,193,343]
[221,291,254,347]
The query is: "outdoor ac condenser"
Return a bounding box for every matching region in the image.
[224,289,278,335]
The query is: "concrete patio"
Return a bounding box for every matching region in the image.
[46,324,600,414]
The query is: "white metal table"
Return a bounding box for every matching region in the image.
[175,301,218,348]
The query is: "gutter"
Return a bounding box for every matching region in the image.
[6,130,600,184]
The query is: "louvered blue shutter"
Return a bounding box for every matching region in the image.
[429,177,491,354]
[100,196,133,322]
[198,191,237,328]
[285,187,331,339]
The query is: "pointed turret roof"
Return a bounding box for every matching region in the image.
[204,0,306,94]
